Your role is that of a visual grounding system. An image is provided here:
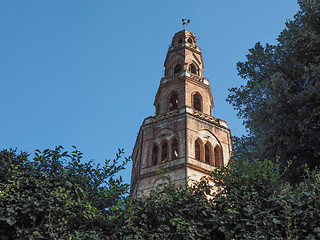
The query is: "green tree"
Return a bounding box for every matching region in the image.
[117,159,320,239]
[211,159,285,239]
[2,146,314,239]
[211,159,320,239]
[0,146,129,240]
[120,180,224,240]
[227,0,320,181]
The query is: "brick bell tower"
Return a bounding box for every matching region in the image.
[130,29,233,198]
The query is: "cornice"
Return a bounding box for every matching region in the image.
[142,107,230,132]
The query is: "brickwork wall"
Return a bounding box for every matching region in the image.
[185,79,213,115]
[186,115,232,166]
[154,78,186,115]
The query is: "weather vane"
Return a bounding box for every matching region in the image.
[182,19,191,30]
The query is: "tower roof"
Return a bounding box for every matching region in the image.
[171,30,198,46]
[164,30,203,71]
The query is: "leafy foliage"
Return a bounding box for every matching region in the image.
[0,146,129,240]
[1,146,319,239]
[120,181,224,240]
[212,159,320,239]
[116,159,320,239]
[227,0,320,181]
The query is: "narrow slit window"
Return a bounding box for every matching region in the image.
[152,145,158,166]
[189,64,197,75]
[172,138,179,160]
[205,143,211,165]
[169,92,178,111]
[195,140,201,161]
[214,146,222,167]
[174,64,182,74]
[193,93,202,111]
[162,142,168,163]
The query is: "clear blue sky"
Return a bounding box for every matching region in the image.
[0,0,299,184]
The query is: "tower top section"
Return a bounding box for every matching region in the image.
[171,30,198,48]
[163,30,205,83]
[155,29,213,116]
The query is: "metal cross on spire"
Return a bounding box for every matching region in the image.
[182,19,191,30]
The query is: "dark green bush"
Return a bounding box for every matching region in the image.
[0,146,129,240]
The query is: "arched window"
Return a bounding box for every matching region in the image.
[152,145,158,166]
[178,38,183,44]
[193,93,202,111]
[172,138,179,160]
[174,64,182,74]
[195,139,201,161]
[189,64,197,75]
[188,38,193,44]
[214,146,222,167]
[162,142,168,163]
[205,142,212,165]
[169,92,178,111]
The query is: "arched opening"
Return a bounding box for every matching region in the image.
[188,38,193,44]
[195,139,201,161]
[214,146,222,167]
[152,145,158,166]
[178,38,183,44]
[169,92,178,111]
[172,138,179,160]
[174,64,182,74]
[193,93,202,112]
[161,142,168,163]
[189,64,197,75]
[205,142,212,165]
